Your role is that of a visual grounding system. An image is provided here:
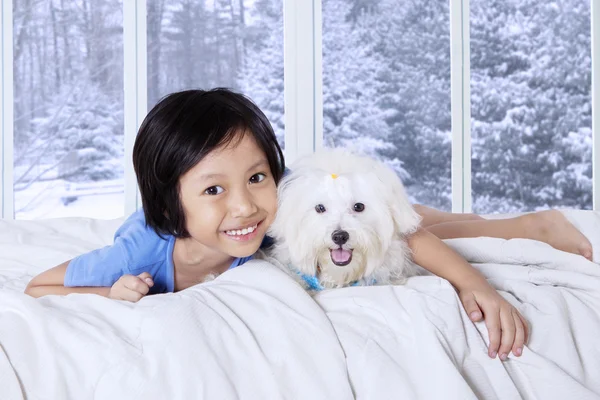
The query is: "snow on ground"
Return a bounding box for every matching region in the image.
[14,179,125,220]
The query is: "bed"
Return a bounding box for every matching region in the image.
[1,210,599,399]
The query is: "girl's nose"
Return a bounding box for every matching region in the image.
[229,188,258,218]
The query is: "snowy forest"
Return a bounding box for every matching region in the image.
[11,0,592,218]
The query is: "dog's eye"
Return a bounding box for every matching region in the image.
[315,204,326,213]
[353,203,365,212]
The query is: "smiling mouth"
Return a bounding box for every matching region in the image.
[330,248,353,266]
[223,220,262,241]
[225,222,259,236]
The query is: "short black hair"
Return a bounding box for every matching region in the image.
[133,88,285,238]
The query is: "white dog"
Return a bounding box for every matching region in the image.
[263,150,423,291]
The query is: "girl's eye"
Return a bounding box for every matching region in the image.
[353,203,365,212]
[315,204,326,213]
[249,173,266,184]
[204,186,224,195]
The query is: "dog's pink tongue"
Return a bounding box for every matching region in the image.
[331,249,352,263]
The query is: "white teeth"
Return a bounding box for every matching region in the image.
[226,224,258,236]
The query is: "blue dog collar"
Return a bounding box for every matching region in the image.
[296,271,326,291]
[295,270,375,291]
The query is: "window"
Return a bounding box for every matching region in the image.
[13,0,124,219]
[470,0,592,213]
[2,1,597,219]
[322,0,452,210]
[146,0,285,145]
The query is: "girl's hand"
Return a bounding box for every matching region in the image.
[458,282,529,360]
[109,272,154,302]
[405,229,529,359]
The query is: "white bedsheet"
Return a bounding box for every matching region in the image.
[0,211,599,399]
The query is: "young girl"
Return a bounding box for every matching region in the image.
[25,88,592,362]
[26,88,285,300]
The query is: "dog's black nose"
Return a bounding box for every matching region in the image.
[332,230,349,245]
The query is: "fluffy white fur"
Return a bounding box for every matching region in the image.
[264,150,423,290]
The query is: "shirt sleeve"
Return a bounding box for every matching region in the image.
[64,238,130,287]
[64,209,171,289]
[64,210,143,288]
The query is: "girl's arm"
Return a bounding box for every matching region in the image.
[407,229,487,289]
[26,210,160,300]
[24,261,111,298]
[25,262,154,301]
[407,228,528,360]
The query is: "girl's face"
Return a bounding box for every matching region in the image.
[178,132,278,258]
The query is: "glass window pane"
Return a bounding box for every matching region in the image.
[13,0,125,219]
[322,0,452,210]
[471,0,592,213]
[147,0,285,147]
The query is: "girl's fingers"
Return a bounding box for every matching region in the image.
[516,311,529,345]
[484,307,502,358]
[124,275,151,295]
[512,310,526,357]
[498,308,515,361]
[461,293,483,322]
[137,272,154,287]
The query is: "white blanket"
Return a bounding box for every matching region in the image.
[1,211,599,399]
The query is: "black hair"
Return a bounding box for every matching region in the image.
[133,88,285,238]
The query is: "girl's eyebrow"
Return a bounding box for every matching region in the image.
[196,159,269,182]
[247,159,269,171]
[197,173,225,181]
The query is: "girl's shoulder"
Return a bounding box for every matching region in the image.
[113,209,172,255]
[115,209,151,237]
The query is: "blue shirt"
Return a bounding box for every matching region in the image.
[64,209,257,294]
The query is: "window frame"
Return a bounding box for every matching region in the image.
[593,0,600,210]
[0,0,597,219]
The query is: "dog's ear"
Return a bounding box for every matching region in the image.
[373,160,421,236]
[268,170,320,277]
